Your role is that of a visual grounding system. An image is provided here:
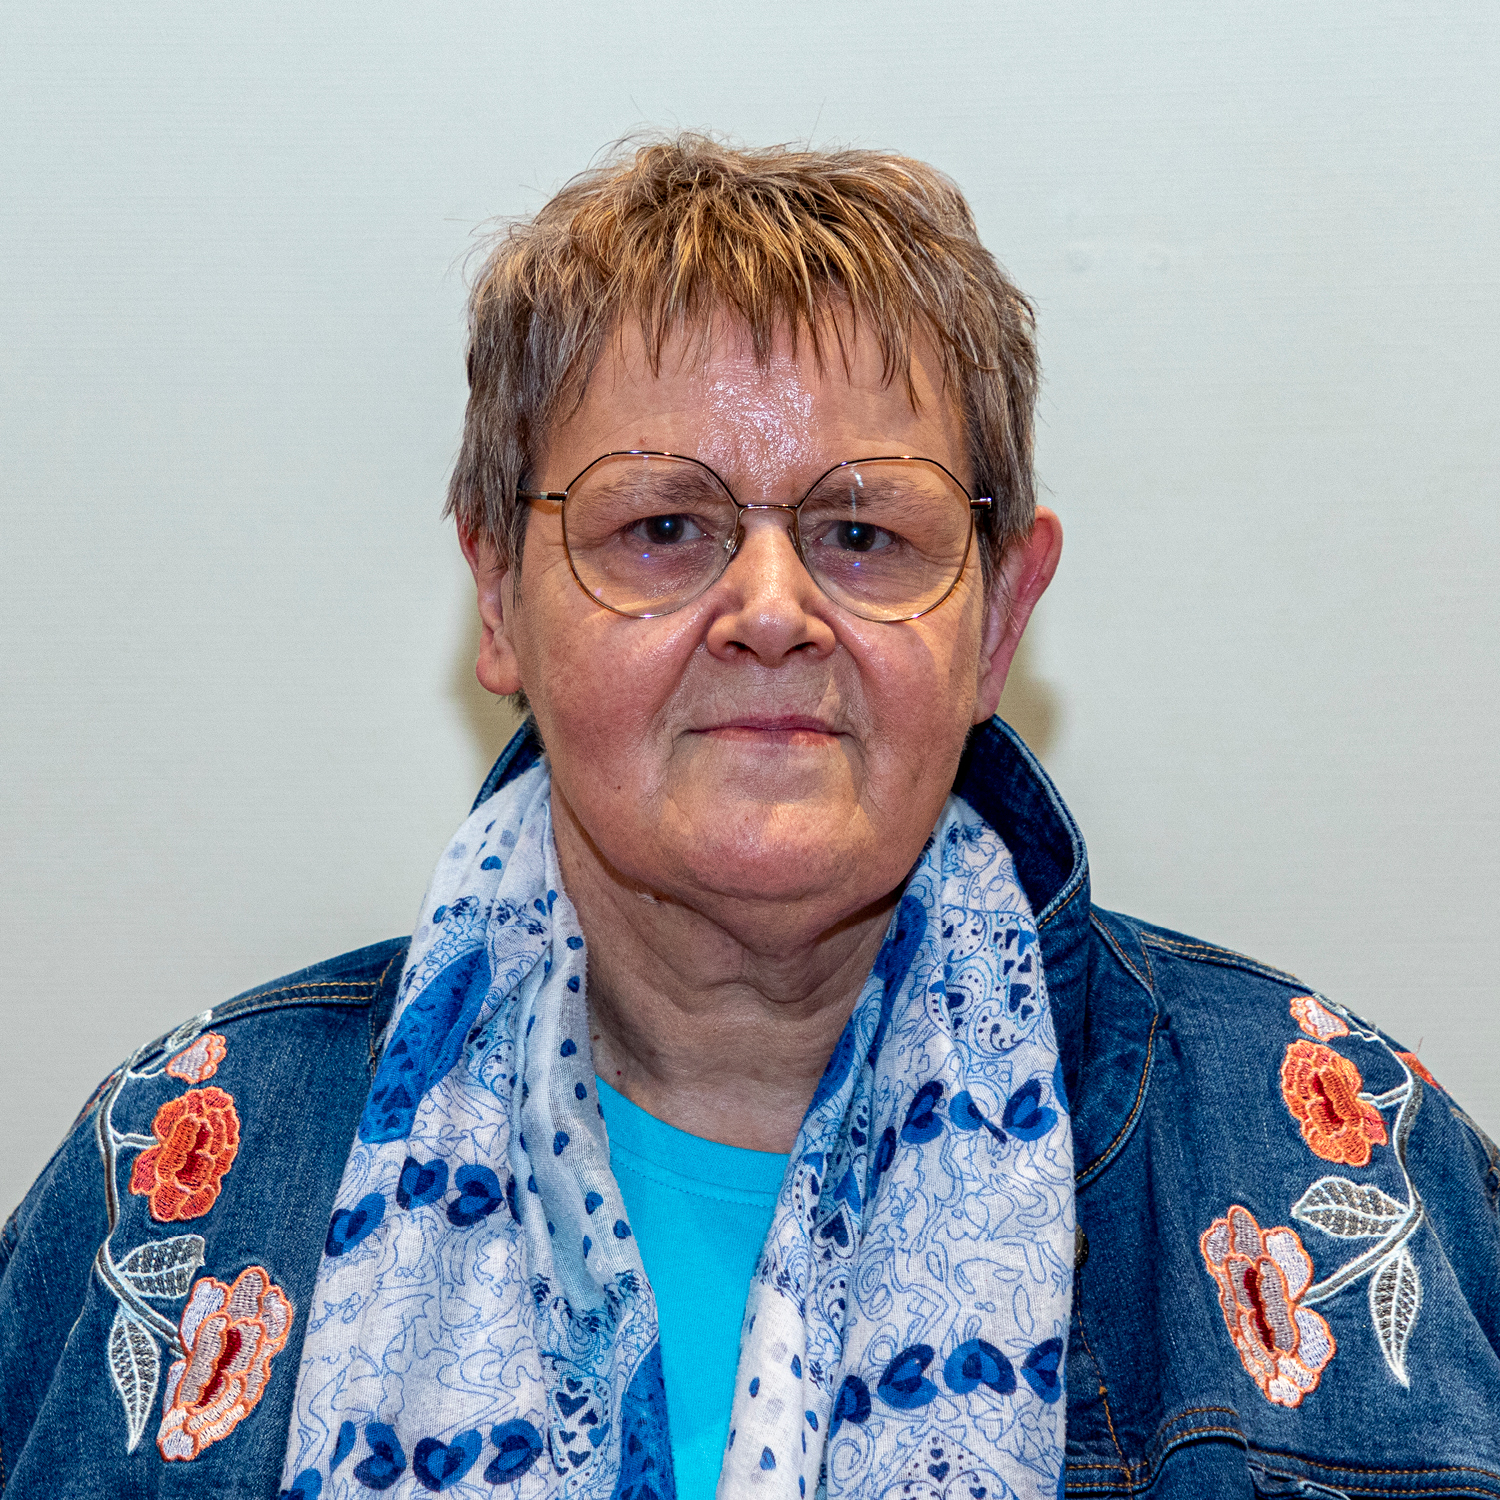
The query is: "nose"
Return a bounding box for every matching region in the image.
[702,507,838,664]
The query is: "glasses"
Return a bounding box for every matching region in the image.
[519,451,990,623]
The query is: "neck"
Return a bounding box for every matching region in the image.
[550,789,898,1154]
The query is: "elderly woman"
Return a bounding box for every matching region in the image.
[3,137,1498,1500]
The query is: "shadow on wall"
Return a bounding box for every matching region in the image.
[996,631,1062,764]
[448,606,1063,790]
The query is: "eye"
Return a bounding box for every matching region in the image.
[829,520,893,553]
[631,513,705,546]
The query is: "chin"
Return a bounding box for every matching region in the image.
[653,799,889,908]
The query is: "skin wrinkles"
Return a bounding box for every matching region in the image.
[463,314,1061,1151]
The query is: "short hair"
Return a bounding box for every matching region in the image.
[446,134,1039,583]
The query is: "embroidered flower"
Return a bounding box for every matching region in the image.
[129,1086,241,1221]
[157,1265,292,1460]
[1397,1052,1441,1090]
[166,1031,227,1084]
[1280,1040,1387,1167]
[1200,1205,1335,1407]
[1289,995,1349,1042]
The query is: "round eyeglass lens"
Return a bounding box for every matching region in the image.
[797,458,975,621]
[562,453,739,617]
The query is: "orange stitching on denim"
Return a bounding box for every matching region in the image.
[1072,1289,1128,1475]
[1037,875,1085,930]
[1138,932,1304,987]
[1089,914,1152,996]
[1075,1011,1159,1185]
[1068,1423,1500,1500]
[368,949,405,1072]
[218,990,372,1017]
[231,979,377,1005]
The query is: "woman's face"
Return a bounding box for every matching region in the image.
[472,318,1047,938]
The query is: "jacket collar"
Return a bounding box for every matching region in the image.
[474,716,1135,1181]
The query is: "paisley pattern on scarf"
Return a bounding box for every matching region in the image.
[282,764,1073,1500]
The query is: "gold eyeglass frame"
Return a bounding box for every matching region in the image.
[518,450,992,623]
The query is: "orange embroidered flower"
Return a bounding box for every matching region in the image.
[1280,1040,1388,1167]
[166,1031,227,1084]
[1201,1204,1335,1408]
[157,1265,292,1461]
[1289,995,1349,1042]
[1397,1051,1441,1089]
[129,1086,241,1221]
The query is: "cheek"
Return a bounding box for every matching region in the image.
[518,598,698,789]
[854,609,984,765]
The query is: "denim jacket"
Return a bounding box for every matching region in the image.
[4,719,1498,1498]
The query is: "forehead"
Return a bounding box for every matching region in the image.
[540,314,969,492]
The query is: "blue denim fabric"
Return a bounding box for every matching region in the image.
[3,718,1498,1497]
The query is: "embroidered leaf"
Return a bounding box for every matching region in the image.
[107,1303,160,1452]
[117,1234,207,1298]
[1370,1246,1421,1386]
[1291,1176,1407,1239]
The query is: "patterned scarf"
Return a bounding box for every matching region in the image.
[281,762,1073,1500]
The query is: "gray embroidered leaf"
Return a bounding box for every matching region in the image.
[117,1235,206,1299]
[1291,1176,1406,1239]
[107,1303,160,1452]
[1370,1246,1422,1386]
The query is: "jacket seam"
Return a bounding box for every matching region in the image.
[1137,931,1306,987]
[1089,914,1153,996]
[1075,1011,1159,1187]
[212,988,377,1026]
[1038,875,1085,931]
[1069,1424,1500,1497]
[1071,1285,1128,1477]
[368,949,405,1074]
[224,978,378,1004]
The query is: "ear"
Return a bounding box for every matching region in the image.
[460,527,524,698]
[973,506,1063,724]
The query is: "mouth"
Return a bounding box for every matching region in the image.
[694,715,842,746]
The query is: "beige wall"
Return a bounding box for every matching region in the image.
[3,1,1498,1214]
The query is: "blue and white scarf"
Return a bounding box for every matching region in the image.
[282,763,1074,1500]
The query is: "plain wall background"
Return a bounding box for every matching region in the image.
[3,1,1497,1216]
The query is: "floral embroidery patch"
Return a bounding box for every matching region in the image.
[91,1008,287,1457]
[1396,1051,1440,1090]
[1203,994,1428,1406]
[167,1031,227,1083]
[129,1086,241,1221]
[158,1265,292,1461]
[1280,1040,1388,1167]
[1290,994,1349,1042]
[1200,1205,1335,1408]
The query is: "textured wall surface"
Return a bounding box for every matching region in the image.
[4,1,1497,1214]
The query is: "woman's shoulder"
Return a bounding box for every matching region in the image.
[1072,907,1500,1496]
[0,936,409,1495]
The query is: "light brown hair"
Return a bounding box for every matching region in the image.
[446,134,1039,581]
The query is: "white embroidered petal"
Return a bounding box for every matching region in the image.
[1262,1227,1314,1301]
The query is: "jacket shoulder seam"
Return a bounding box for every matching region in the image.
[212,984,378,1026]
[1137,930,1306,987]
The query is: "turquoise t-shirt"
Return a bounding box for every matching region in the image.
[597,1078,789,1500]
